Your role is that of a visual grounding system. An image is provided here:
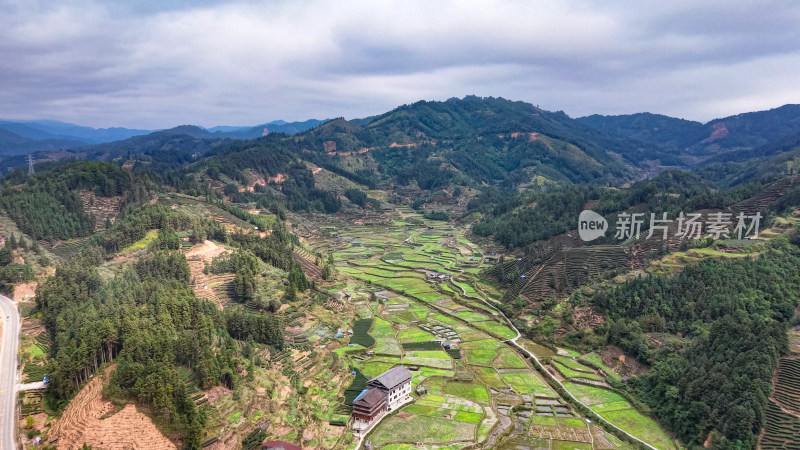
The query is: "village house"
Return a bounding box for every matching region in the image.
[426,271,451,281]
[351,366,413,434]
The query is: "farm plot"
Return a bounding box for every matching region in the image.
[474,367,507,389]
[349,318,375,347]
[500,372,557,398]
[470,319,517,339]
[403,350,453,370]
[369,394,484,446]
[762,400,800,449]
[494,347,528,369]
[562,382,675,449]
[774,358,800,413]
[368,415,477,448]
[442,381,490,404]
[551,360,604,382]
[461,339,503,366]
[397,327,438,342]
[579,352,621,381]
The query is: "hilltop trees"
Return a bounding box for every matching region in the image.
[0,161,158,241]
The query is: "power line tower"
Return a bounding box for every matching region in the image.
[27,154,34,175]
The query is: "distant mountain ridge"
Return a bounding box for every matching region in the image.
[577,104,800,163]
[0,118,329,156]
[205,119,329,138]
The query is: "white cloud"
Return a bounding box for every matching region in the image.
[0,0,798,128]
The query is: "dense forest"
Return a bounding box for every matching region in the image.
[591,237,800,447]
[21,166,308,448]
[0,161,157,241]
[471,170,764,249]
[0,233,35,290]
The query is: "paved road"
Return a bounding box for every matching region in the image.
[0,294,19,450]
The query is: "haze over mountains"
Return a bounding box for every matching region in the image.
[0,118,328,157]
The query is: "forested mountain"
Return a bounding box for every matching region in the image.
[578,104,800,162]
[207,119,329,138]
[304,96,680,182]
[0,161,157,241]
[0,128,86,156]
[576,112,707,153]
[597,238,800,447]
[0,119,152,144]
[0,120,152,155]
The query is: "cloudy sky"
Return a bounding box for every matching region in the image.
[2,0,799,129]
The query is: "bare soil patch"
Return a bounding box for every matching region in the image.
[13,281,37,302]
[186,240,230,262]
[50,366,176,449]
[601,345,649,376]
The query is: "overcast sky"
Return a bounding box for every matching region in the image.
[1,0,799,129]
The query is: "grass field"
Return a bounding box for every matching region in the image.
[122,229,158,252]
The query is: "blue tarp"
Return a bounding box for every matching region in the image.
[352,389,369,403]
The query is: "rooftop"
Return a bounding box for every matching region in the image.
[368,366,412,390]
[353,388,387,409]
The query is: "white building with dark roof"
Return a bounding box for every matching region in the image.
[366,366,412,410]
[351,366,413,434]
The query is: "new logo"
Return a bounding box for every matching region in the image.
[578,210,607,242]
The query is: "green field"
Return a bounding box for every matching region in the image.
[579,353,621,381]
[494,348,528,369]
[315,212,674,449]
[461,339,502,365]
[369,415,477,447]
[500,372,556,397]
[552,361,603,381]
[397,327,438,342]
[443,381,490,404]
[562,382,625,405]
[562,382,675,449]
[402,355,453,369]
[474,367,506,389]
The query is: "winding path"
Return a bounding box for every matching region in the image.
[0,293,20,450]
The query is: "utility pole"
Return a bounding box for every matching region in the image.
[27,154,34,175]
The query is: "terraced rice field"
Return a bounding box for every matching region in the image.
[311,209,673,449]
[562,382,676,449]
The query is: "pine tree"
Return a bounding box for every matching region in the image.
[7,233,17,249]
